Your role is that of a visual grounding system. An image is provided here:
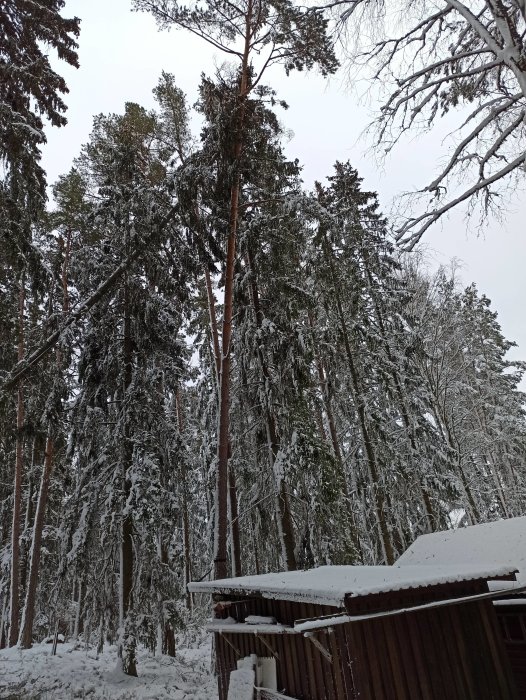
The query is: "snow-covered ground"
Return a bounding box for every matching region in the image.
[0,640,218,699]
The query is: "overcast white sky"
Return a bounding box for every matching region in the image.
[42,0,526,373]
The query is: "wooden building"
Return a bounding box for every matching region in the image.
[398,516,526,699]
[189,563,519,699]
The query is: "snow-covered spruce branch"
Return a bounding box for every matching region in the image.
[2,206,177,393]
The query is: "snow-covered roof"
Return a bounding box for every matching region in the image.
[188,564,516,607]
[397,516,526,584]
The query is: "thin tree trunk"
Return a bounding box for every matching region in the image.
[312,398,328,442]
[20,437,39,597]
[251,516,261,575]
[61,230,71,314]
[203,270,242,576]
[158,539,176,656]
[72,578,83,641]
[322,235,395,564]
[9,277,25,646]
[228,465,242,577]
[308,312,345,469]
[0,595,8,649]
[18,228,75,648]
[213,7,253,580]
[120,271,137,677]
[429,393,480,524]
[18,437,54,649]
[175,389,193,609]
[308,317,364,562]
[245,250,297,570]
[205,267,221,388]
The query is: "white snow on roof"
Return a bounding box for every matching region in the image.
[188,564,516,607]
[397,516,526,584]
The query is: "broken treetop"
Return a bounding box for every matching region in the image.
[188,564,516,607]
[397,516,526,585]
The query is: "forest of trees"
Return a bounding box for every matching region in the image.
[1,0,525,679]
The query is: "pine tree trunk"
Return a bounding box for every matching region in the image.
[18,437,54,649]
[164,622,176,657]
[203,271,242,577]
[228,464,242,577]
[214,180,240,579]
[251,516,261,575]
[9,278,25,646]
[158,541,177,655]
[213,16,252,579]
[18,228,74,648]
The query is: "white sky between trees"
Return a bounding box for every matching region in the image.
[42,0,526,382]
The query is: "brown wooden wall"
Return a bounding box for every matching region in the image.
[343,599,517,700]
[215,597,350,700]
[497,606,526,699]
[214,590,518,699]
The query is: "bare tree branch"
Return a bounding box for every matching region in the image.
[335,0,526,245]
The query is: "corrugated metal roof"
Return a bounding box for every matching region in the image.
[188,563,516,606]
[397,516,526,584]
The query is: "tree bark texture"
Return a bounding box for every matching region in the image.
[9,278,25,646]
[18,437,54,648]
[213,13,252,580]
[204,270,242,576]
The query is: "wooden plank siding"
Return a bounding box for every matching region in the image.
[213,581,519,700]
[496,606,526,699]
